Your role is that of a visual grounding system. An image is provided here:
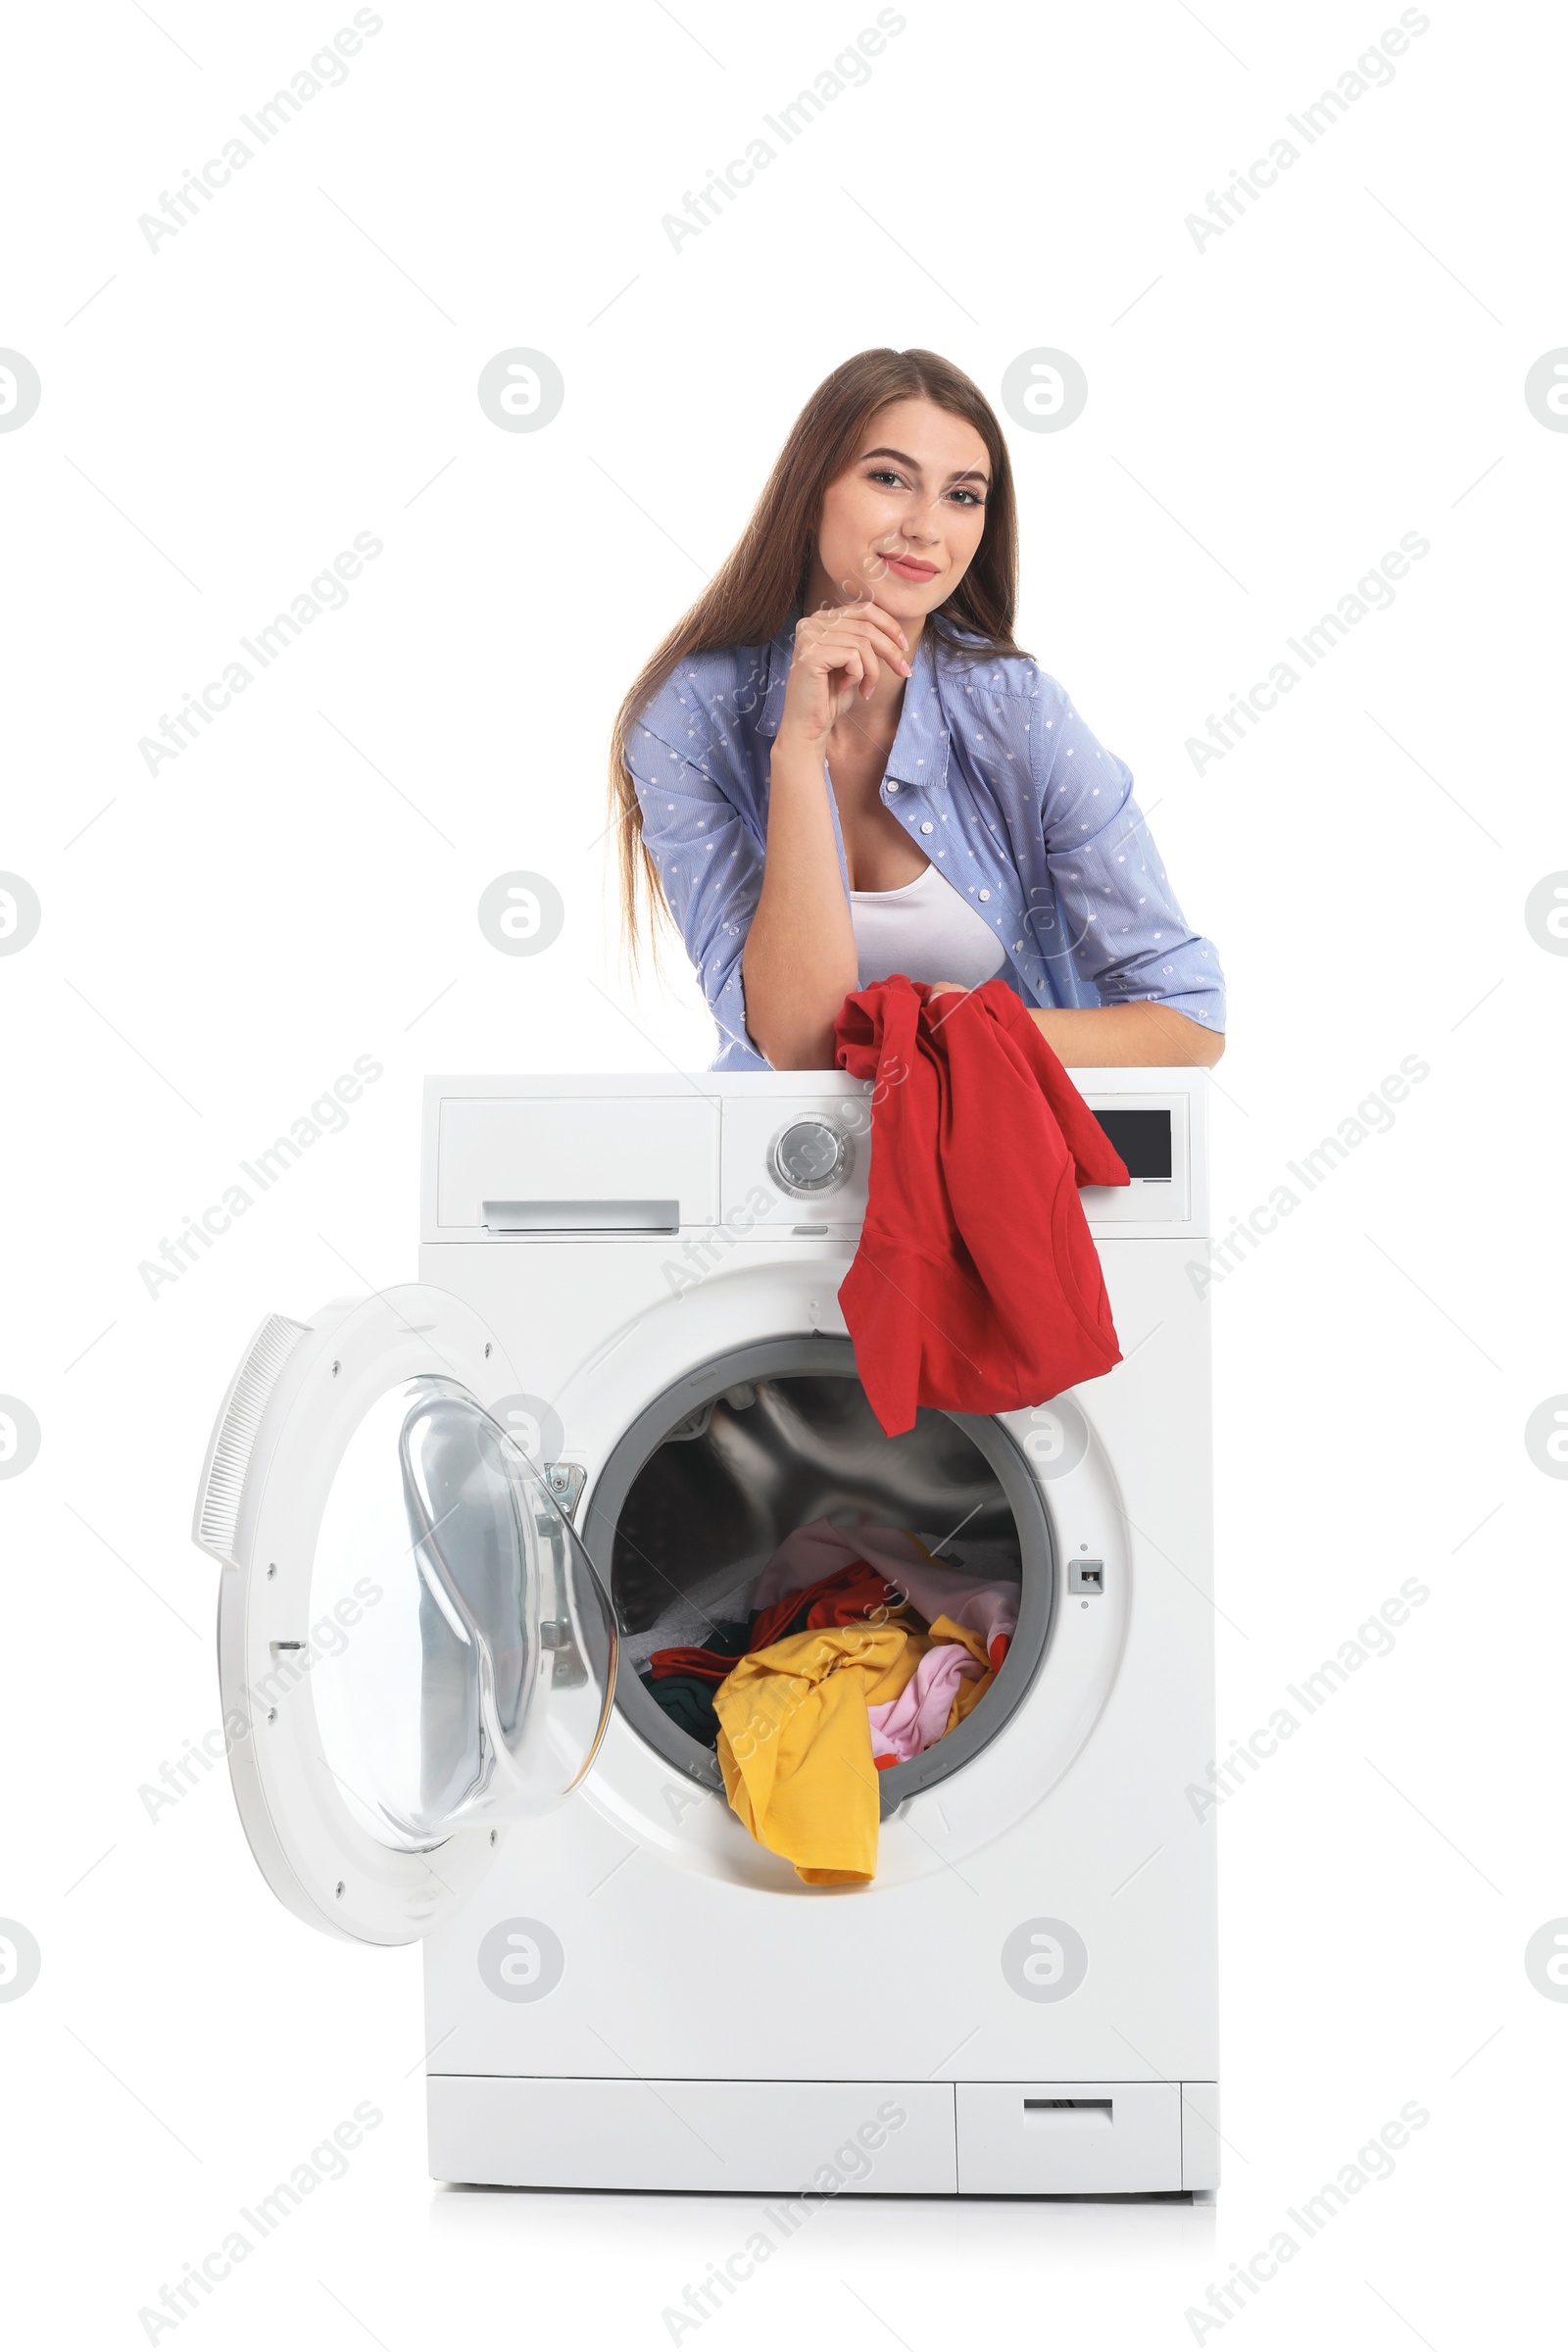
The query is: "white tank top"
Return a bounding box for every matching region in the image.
[850,860,1008,990]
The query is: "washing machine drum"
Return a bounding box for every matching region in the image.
[583,1337,1054,1811]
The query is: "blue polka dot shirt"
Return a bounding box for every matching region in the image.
[628,613,1226,1070]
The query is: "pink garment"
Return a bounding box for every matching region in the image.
[751,1519,927,1607]
[868,1642,986,1766]
[752,1520,1019,1670]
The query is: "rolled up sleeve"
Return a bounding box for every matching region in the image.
[1032,694,1226,1034]
[627,719,768,1066]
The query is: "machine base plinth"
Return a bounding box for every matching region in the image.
[427,2075,1221,2194]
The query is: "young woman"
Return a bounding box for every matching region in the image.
[609,348,1225,1074]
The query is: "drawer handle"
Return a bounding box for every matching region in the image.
[1023,2098,1112,2122]
[481,1199,679,1235]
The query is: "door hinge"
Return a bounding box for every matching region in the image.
[541,1461,587,1522]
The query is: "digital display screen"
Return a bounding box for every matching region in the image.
[1090,1108,1172,1181]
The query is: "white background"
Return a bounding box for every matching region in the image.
[2,0,1564,2343]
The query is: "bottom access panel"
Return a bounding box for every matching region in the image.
[427,2077,1220,2194]
[429,2076,956,2193]
[957,2082,1180,2193]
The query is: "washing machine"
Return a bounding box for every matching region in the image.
[192,1066,1219,2197]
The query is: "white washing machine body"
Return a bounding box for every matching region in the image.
[193,1068,1219,2197]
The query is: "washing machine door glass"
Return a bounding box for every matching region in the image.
[311,1375,615,1852]
[193,1285,616,1946]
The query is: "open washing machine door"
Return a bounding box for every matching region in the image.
[191,1287,616,1947]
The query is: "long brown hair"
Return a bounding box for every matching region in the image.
[608,347,1026,964]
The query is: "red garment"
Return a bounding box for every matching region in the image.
[834,976,1130,1437]
[748,1561,905,1654]
[646,1644,743,1686]
[646,1563,906,1683]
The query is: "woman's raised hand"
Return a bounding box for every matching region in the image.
[775,596,911,749]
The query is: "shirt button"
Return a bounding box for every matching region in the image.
[919,821,934,834]
[978,889,991,902]
[886,781,899,794]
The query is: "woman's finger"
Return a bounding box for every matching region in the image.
[801,601,909,662]
[837,640,880,700]
[808,630,877,692]
[852,599,911,659]
[823,644,866,710]
[806,621,904,692]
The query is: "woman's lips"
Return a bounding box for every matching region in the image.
[881,554,939,581]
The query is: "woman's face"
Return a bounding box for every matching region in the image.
[809,397,993,622]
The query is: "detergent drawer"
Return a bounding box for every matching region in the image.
[434,1095,719,1233]
[427,2075,957,2192]
[956,2082,1184,2193]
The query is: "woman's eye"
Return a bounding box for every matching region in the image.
[950,488,984,507]
[867,468,904,487]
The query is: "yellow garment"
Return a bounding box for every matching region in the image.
[929,1613,987,1665]
[714,1622,933,1885]
[931,1613,999,1734]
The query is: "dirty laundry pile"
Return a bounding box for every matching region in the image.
[634,1520,1021,1886]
